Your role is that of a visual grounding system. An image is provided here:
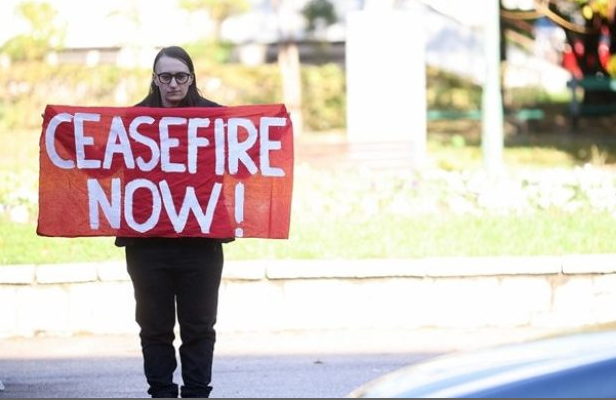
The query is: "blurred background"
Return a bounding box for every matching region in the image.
[1,0,616,265]
[3,5,616,395]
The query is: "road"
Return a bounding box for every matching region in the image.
[0,328,557,398]
[0,353,434,398]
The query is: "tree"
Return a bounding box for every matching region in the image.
[301,0,338,64]
[270,0,303,135]
[1,1,65,62]
[502,0,616,103]
[301,0,337,35]
[179,0,250,42]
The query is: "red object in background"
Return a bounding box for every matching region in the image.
[37,104,294,239]
[562,27,612,79]
[562,43,584,79]
[598,26,611,70]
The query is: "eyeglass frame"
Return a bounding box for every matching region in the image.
[156,72,193,85]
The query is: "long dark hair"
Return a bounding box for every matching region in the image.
[137,46,204,107]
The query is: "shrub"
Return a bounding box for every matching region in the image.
[0,60,347,132]
[302,63,346,131]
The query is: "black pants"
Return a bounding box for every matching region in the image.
[126,239,224,398]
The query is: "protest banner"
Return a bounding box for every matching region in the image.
[37,104,294,239]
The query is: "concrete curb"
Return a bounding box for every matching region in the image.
[1,255,616,338]
[1,254,616,285]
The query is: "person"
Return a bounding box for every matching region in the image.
[115,46,232,399]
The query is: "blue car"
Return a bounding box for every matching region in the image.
[348,330,616,398]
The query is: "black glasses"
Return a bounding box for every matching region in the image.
[157,72,192,84]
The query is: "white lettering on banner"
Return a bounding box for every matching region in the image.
[187,118,211,174]
[45,112,288,175]
[215,118,226,176]
[234,182,245,238]
[87,178,223,234]
[159,180,222,234]
[45,112,75,169]
[103,116,135,170]
[260,117,286,177]
[74,113,102,169]
[124,179,162,233]
[129,116,160,172]
[87,178,121,229]
[159,117,188,173]
[227,118,258,175]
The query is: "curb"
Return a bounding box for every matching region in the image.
[1,255,616,338]
[1,254,616,284]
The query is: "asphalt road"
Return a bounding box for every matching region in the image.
[0,353,436,398]
[0,328,558,398]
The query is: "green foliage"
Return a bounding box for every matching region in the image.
[506,86,553,107]
[184,40,235,64]
[574,0,610,18]
[195,62,280,105]
[426,67,482,111]
[2,35,50,63]
[0,60,346,132]
[178,0,250,39]
[0,1,65,62]
[301,0,338,33]
[0,62,148,130]
[301,63,346,131]
[179,0,250,19]
[4,164,616,264]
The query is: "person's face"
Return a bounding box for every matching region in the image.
[153,55,193,108]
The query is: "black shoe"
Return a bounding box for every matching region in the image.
[180,385,212,398]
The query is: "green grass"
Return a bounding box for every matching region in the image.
[2,127,616,265]
[175,211,616,259]
[0,129,40,172]
[3,210,616,265]
[0,218,122,264]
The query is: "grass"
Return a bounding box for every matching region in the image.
[0,219,122,264]
[2,123,616,265]
[3,210,616,265]
[227,210,616,259]
[0,129,40,172]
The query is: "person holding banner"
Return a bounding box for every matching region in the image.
[38,42,293,398]
[116,46,231,399]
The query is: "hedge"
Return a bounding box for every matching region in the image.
[0,60,346,132]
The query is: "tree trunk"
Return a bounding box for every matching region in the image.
[270,0,303,135]
[278,41,303,135]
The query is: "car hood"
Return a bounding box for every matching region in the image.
[348,330,616,398]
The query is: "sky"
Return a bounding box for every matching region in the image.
[0,0,492,49]
[1,0,215,48]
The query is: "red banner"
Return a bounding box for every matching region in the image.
[37,104,294,239]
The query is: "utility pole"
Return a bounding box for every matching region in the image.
[482,0,504,173]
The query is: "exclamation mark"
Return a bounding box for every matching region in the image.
[235,182,245,237]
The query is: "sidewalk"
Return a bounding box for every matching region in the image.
[0,326,566,360]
